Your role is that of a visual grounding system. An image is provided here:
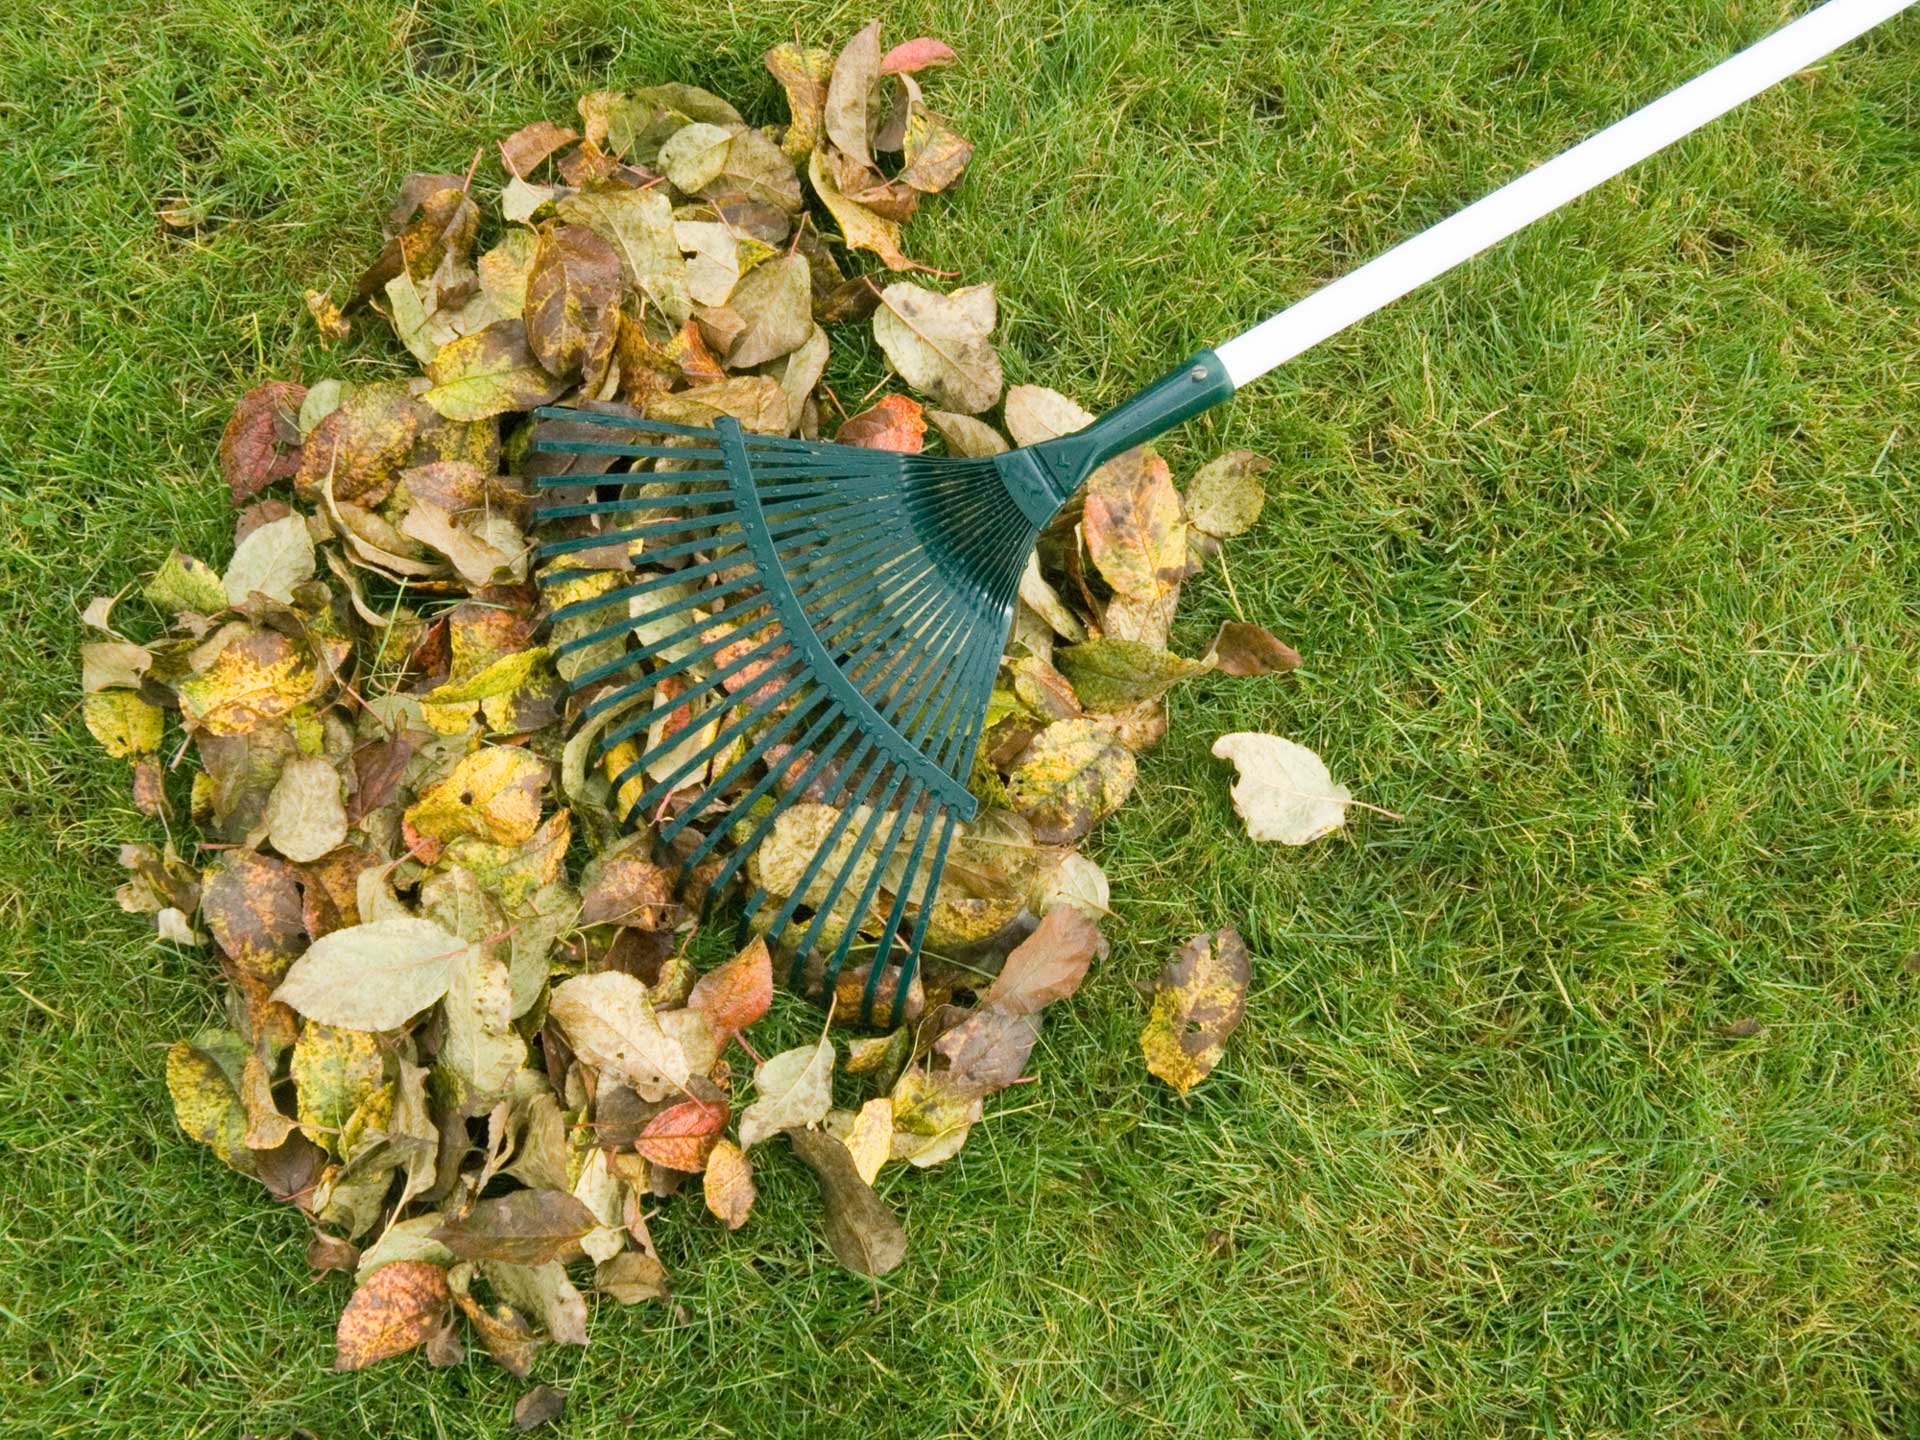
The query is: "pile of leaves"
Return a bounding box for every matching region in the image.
[78,21,1335,1383]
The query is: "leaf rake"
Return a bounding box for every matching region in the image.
[534,0,1911,1020]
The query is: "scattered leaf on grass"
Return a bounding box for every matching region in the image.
[1210,733,1352,845]
[702,1139,756,1228]
[1184,450,1270,537]
[786,1125,907,1276]
[336,1261,450,1371]
[1140,928,1250,1094]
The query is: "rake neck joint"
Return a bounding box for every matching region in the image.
[994,351,1234,524]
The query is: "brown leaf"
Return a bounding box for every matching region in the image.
[1140,928,1251,1094]
[201,849,307,982]
[933,1008,1040,1097]
[524,224,622,384]
[595,1250,672,1305]
[500,120,579,179]
[514,1385,568,1432]
[1204,621,1301,677]
[982,904,1102,1015]
[825,20,883,170]
[634,1098,728,1173]
[837,393,925,452]
[702,1139,756,1229]
[786,1125,908,1277]
[578,852,678,929]
[219,382,307,505]
[335,1260,450,1371]
[307,1229,361,1275]
[431,1190,598,1265]
[686,936,773,1037]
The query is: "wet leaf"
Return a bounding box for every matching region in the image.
[1140,928,1250,1094]
[1006,719,1136,845]
[702,1138,755,1228]
[1185,450,1270,538]
[1210,732,1352,845]
[263,756,348,863]
[738,1039,833,1149]
[524,224,621,384]
[220,382,307,504]
[335,1260,450,1371]
[982,904,1102,1015]
[786,1124,907,1276]
[273,917,467,1030]
[433,1190,597,1265]
[872,281,1001,413]
[514,1385,568,1432]
[422,322,566,422]
[837,393,925,452]
[1204,621,1300,677]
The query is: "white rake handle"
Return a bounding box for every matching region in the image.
[1213,0,1915,389]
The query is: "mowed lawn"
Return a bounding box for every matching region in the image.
[3,0,1918,1434]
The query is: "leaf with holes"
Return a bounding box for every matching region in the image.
[1140,927,1250,1094]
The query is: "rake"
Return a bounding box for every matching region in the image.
[534,0,1911,1020]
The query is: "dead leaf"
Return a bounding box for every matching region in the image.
[1204,622,1300,676]
[219,382,307,504]
[702,1138,756,1228]
[1006,719,1136,845]
[982,904,1102,1015]
[738,1039,834,1149]
[1140,928,1250,1094]
[1185,450,1270,537]
[432,1190,598,1265]
[335,1260,449,1371]
[514,1385,568,1432]
[273,916,467,1030]
[1055,638,1211,712]
[872,281,1001,413]
[837,393,925,452]
[634,1098,727,1172]
[786,1125,907,1276]
[262,756,348,863]
[686,937,773,1037]
[825,20,882,171]
[1210,733,1352,845]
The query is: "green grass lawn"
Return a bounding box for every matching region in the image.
[4,0,1918,1434]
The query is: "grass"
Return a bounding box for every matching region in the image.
[3,0,1918,1434]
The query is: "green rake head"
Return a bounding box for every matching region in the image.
[530,358,1232,1022]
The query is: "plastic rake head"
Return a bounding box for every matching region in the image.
[530,406,1036,1020]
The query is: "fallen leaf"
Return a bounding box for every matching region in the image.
[686,936,773,1037]
[595,1250,671,1305]
[422,322,566,422]
[1140,928,1250,1094]
[882,37,957,74]
[825,20,883,170]
[166,1037,248,1166]
[1210,732,1352,845]
[1054,638,1210,711]
[273,917,468,1030]
[222,512,316,605]
[82,691,162,759]
[786,1124,907,1276]
[982,904,1103,1015]
[726,253,812,367]
[547,971,691,1098]
[500,120,578,178]
[263,756,348,863]
[934,1008,1040,1096]
[305,289,351,346]
[557,185,691,325]
[634,1098,728,1172]
[1083,446,1187,602]
[840,1097,893,1186]
[145,550,229,615]
[1006,719,1136,845]
[404,746,548,854]
[1002,385,1095,447]
[738,1039,834,1149]
[837,393,925,452]
[928,408,1008,457]
[219,382,307,504]
[702,1138,756,1228]
[335,1260,450,1371]
[1204,621,1300,677]
[1185,450,1270,537]
[514,1385,568,1432]
[807,148,913,271]
[872,281,1001,414]
[432,1190,598,1265]
[766,44,832,158]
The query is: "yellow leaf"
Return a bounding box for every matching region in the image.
[404,746,548,850]
[165,1039,248,1167]
[83,691,163,758]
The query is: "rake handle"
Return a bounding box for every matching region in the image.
[1211,0,1915,389]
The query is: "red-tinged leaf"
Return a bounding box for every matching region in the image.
[881,37,958,74]
[334,1260,450,1371]
[1204,621,1301,677]
[837,393,925,453]
[686,937,773,1036]
[933,1007,1040,1097]
[634,1098,728,1173]
[219,382,307,505]
[982,904,1103,1015]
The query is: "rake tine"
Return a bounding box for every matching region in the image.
[538,506,745,560]
[823,781,927,1012]
[767,760,905,966]
[534,484,733,520]
[728,732,880,911]
[589,625,793,755]
[652,687,846,844]
[602,648,812,802]
[790,771,917,971]
[665,696,850,855]
[530,441,725,464]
